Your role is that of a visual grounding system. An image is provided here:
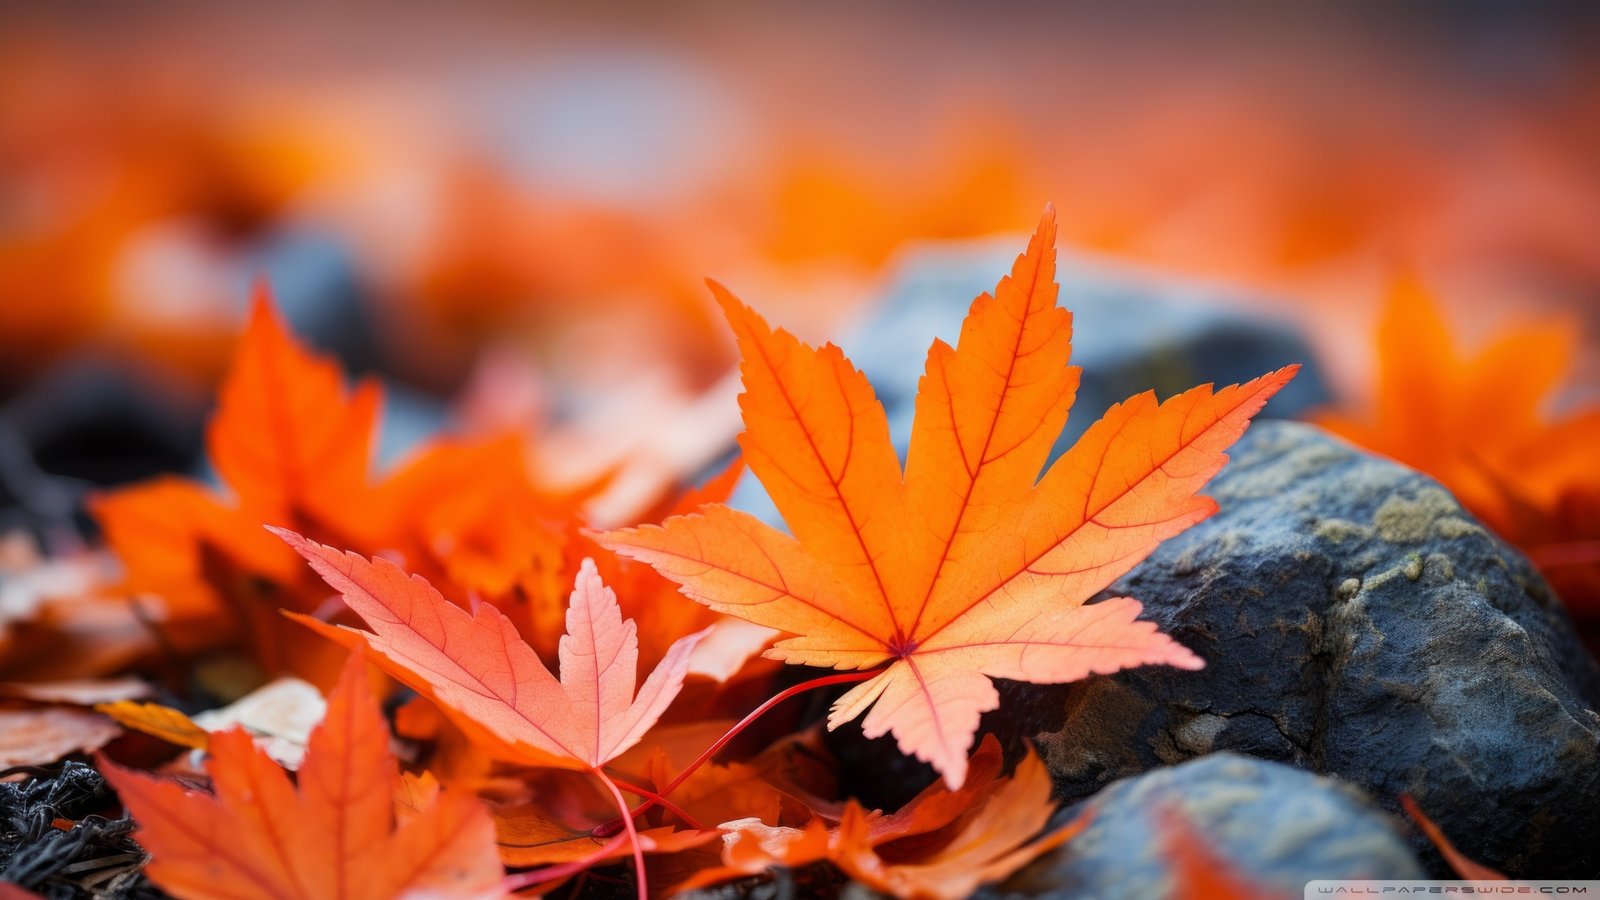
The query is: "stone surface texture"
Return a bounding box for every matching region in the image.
[999,421,1600,877]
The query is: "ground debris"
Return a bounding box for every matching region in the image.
[1,762,159,899]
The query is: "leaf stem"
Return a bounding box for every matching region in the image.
[594,768,648,900]
[593,668,879,838]
[606,777,711,832]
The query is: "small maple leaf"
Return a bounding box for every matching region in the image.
[275,529,706,771]
[600,208,1296,786]
[99,653,502,900]
[274,529,710,894]
[679,736,1084,899]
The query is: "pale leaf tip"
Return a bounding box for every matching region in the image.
[570,556,620,619]
[932,750,970,790]
[264,524,306,547]
[705,278,743,314]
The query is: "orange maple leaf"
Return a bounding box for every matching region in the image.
[91,289,385,676]
[600,208,1296,786]
[91,289,613,683]
[208,284,382,543]
[369,433,584,661]
[679,736,1084,900]
[99,653,502,900]
[1314,275,1580,531]
[273,529,709,891]
[91,476,301,656]
[1316,277,1600,622]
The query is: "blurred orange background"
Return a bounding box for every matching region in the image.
[3,1,1598,416]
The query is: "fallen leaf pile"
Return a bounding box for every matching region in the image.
[70,285,770,695]
[0,209,1295,899]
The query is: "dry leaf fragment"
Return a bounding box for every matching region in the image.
[188,677,326,769]
[0,708,121,769]
[680,737,1082,900]
[95,702,209,751]
[601,208,1295,786]
[98,677,327,767]
[0,677,151,706]
[0,533,115,657]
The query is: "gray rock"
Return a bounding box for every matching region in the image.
[730,237,1329,520]
[997,421,1600,877]
[1000,754,1423,898]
